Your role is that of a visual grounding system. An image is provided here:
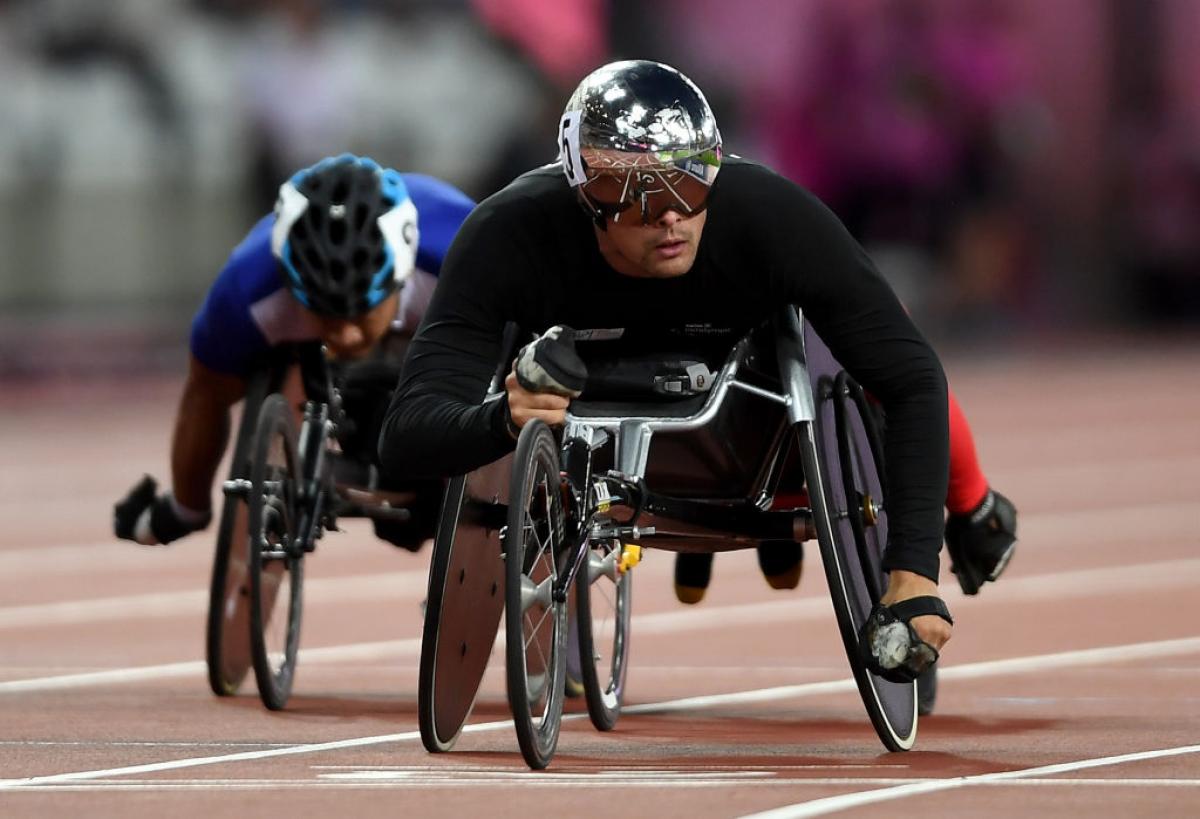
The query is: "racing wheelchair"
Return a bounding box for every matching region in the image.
[418,308,922,769]
[204,339,436,710]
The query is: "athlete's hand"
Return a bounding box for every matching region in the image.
[513,325,588,398]
[504,325,589,437]
[113,475,212,546]
[880,569,952,651]
[504,370,571,434]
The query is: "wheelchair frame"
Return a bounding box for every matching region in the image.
[419,308,919,769]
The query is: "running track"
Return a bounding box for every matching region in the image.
[1,336,1198,817]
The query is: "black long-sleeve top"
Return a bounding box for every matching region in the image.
[380,158,948,580]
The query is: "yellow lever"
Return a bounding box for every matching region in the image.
[617,542,642,574]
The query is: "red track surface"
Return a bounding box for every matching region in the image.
[2,337,1198,817]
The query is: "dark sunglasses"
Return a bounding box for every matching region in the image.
[580,156,719,225]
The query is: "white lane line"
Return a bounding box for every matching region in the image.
[738,745,1200,819]
[0,659,206,692]
[1,636,1198,790]
[0,637,421,693]
[621,636,1200,715]
[945,558,1200,606]
[7,776,1200,793]
[939,637,1200,681]
[4,538,1196,632]
[0,569,430,629]
[0,592,829,692]
[4,558,1199,693]
[308,763,909,771]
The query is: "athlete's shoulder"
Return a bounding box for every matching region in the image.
[715,156,807,196]
[712,156,833,222]
[191,213,281,375]
[228,213,275,265]
[454,164,570,239]
[397,173,477,275]
[482,164,571,214]
[399,173,475,214]
[214,214,285,303]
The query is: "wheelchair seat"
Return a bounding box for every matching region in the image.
[567,324,793,500]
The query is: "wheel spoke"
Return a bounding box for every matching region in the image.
[523,605,554,655]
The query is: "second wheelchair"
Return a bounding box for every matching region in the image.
[205,341,437,710]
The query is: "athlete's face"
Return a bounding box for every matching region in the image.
[595,207,707,279]
[315,290,398,359]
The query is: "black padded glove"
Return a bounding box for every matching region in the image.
[113,475,211,546]
[514,325,588,398]
[945,488,1018,595]
[858,596,953,684]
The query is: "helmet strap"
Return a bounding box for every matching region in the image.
[575,192,607,232]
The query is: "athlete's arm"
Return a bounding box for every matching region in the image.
[379,202,534,479]
[750,167,949,584]
[171,355,246,511]
[754,170,951,650]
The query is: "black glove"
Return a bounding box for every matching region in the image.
[858,596,953,684]
[945,488,1018,595]
[514,325,588,398]
[113,475,211,546]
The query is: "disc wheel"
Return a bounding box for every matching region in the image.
[800,321,917,751]
[247,393,305,711]
[418,463,509,753]
[575,539,632,731]
[206,368,275,697]
[504,420,569,770]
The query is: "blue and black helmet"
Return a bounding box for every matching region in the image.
[270,153,418,318]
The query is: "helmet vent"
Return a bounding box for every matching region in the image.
[273,154,410,319]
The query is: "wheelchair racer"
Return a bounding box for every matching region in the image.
[113,153,475,551]
[380,61,1018,683]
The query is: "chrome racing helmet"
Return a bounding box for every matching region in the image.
[558,60,722,226]
[271,153,419,318]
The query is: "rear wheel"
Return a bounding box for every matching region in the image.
[418,466,509,753]
[917,665,938,716]
[800,321,917,751]
[247,393,305,711]
[504,421,569,770]
[206,368,275,697]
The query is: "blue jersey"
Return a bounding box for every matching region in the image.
[190,173,475,376]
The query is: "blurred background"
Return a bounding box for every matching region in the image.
[1,0,1198,383]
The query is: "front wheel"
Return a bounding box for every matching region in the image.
[504,421,569,770]
[247,393,305,711]
[575,539,632,731]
